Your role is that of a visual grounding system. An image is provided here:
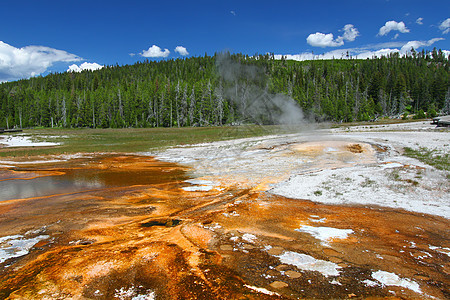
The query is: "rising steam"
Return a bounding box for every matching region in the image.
[216,53,306,125]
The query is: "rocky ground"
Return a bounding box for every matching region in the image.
[0,121,448,299]
[155,121,449,218]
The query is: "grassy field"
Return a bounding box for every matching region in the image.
[0,125,300,157]
[0,119,442,159]
[403,147,450,172]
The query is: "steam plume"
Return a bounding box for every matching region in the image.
[216,53,306,125]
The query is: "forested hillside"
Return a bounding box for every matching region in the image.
[1,50,449,129]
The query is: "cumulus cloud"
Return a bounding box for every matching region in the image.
[0,41,81,81]
[416,17,423,25]
[400,38,445,52]
[174,46,189,56]
[341,24,359,42]
[67,62,103,73]
[378,20,410,36]
[307,24,359,47]
[439,18,450,34]
[307,32,344,47]
[276,38,445,61]
[140,45,170,58]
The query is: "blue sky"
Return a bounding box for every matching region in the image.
[0,0,449,81]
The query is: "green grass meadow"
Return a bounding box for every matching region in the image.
[0,125,298,157]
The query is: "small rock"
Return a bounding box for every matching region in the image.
[275,264,289,271]
[267,247,284,256]
[270,281,289,289]
[220,244,233,251]
[285,270,302,278]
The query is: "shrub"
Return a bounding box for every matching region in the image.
[427,108,437,118]
[414,109,426,119]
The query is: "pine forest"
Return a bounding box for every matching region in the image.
[0,50,449,129]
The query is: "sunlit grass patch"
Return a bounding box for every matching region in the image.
[403,147,450,171]
[0,125,298,157]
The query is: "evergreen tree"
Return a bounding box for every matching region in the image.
[443,87,450,115]
[0,51,448,128]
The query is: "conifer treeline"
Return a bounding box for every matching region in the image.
[0,50,449,129]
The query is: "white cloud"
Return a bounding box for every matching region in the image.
[174,46,189,56]
[439,18,450,34]
[356,48,401,59]
[230,10,236,16]
[378,20,410,36]
[140,45,170,58]
[307,32,344,47]
[416,17,423,25]
[365,41,405,48]
[0,41,81,81]
[400,38,444,52]
[275,48,396,61]
[276,38,445,61]
[67,62,103,73]
[307,24,359,48]
[341,24,360,42]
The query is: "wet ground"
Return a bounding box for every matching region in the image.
[0,154,449,299]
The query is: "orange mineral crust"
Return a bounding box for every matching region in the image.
[0,154,448,299]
